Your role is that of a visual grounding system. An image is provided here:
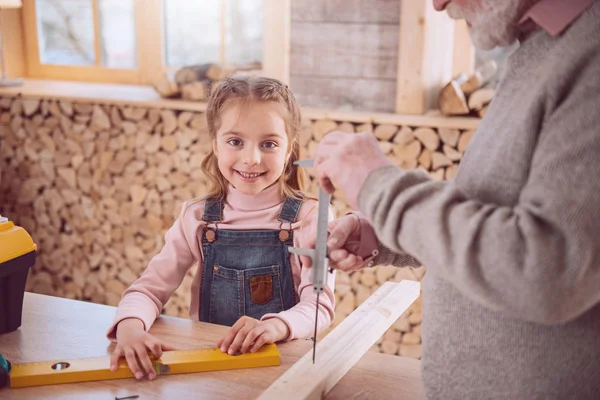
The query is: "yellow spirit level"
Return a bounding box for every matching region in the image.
[1,344,280,389]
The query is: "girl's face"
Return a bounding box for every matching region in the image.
[214,101,290,196]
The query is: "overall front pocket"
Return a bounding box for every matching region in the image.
[209,265,286,326]
[244,265,285,320]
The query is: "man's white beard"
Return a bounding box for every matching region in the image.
[446,0,534,50]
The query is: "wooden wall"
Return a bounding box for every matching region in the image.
[290,0,399,112]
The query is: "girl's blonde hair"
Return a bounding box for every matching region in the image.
[200,75,307,200]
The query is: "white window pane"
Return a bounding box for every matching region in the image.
[226,0,262,66]
[164,0,221,67]
[99,0,136,69]
[36,0,95,66]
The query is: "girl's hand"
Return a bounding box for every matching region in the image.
[217,316,289,355]
[110,318,176,380]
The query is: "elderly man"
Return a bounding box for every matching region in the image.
[311,0,600,398]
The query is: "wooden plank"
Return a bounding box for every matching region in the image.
[92,0,101,66]
[292,0,400,24]
[291,22,398,80]
[135,0,163,85]
[21,0,40,78]
[290,75,395,113]
[0,79,209,112]
[396,0,455,114]
[262,0,291,84]
[301,107,479,129]
[13,64,141,84]
[220,0,227,64]
[0,8,26,79]
[452,19,475,77]
[257,280,421,400]
[0,79,481,129]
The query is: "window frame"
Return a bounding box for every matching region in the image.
[20,0,286,85]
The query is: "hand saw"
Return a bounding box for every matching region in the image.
[0,344,279,389]
[288,159,331,364]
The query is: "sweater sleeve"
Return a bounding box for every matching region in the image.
[262,205,336,340]
[358,84,600,325]
[106,202,199,340]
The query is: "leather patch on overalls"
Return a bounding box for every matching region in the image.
[249,275,274,305]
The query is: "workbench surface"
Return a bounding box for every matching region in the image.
[0,293,424,399]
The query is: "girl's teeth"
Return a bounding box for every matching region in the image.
[240,172,261,178]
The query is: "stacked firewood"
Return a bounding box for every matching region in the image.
[152,62,261,101]
[439,60,497,118]
[0,95,477,359]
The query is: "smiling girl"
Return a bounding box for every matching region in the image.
[106,76,336,380]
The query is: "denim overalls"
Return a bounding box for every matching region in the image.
[198,196,303,326]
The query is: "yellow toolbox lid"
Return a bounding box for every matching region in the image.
[0,216,37,264]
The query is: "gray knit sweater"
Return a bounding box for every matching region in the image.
[360,3,600,399]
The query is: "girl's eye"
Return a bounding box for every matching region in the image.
[227,138,243,147]
[262,141,278,149]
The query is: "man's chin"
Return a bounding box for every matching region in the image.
[469,27,519,51]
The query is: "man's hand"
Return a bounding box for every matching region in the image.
[301,214,368,273]
[217,316,289,355]
[314,131,392,209]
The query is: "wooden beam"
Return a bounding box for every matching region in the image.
[0,8,26,78]
[92,0,101,66]
[396,0,455,115]
[257,280,421,400]
[220,0,227,65]
[262,0,290,84]
[135,0,163,85]
[451,19,475,78]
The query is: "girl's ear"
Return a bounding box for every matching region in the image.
[212,138,218,156]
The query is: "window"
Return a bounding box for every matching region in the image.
[163,0,263,68]
[35,0,136,68]
[20,0,274,85]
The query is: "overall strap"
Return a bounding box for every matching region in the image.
[202,197,224,223]
[277,195,304,224]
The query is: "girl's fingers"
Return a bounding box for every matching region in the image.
[109,347,123,371]
[250,333,268,353]
[124,348,143,380]
[147,340,163,360]
[228,326,252,355]
[135,345,156,380]
[241,325,265,354]
[159,340,177,352]
[220,319,245,352]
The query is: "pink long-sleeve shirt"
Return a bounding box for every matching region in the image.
[106,183,336,341]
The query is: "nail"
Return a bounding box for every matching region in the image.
[149,373,156,380]
[135,372,143,379]
[220,346,226,352]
